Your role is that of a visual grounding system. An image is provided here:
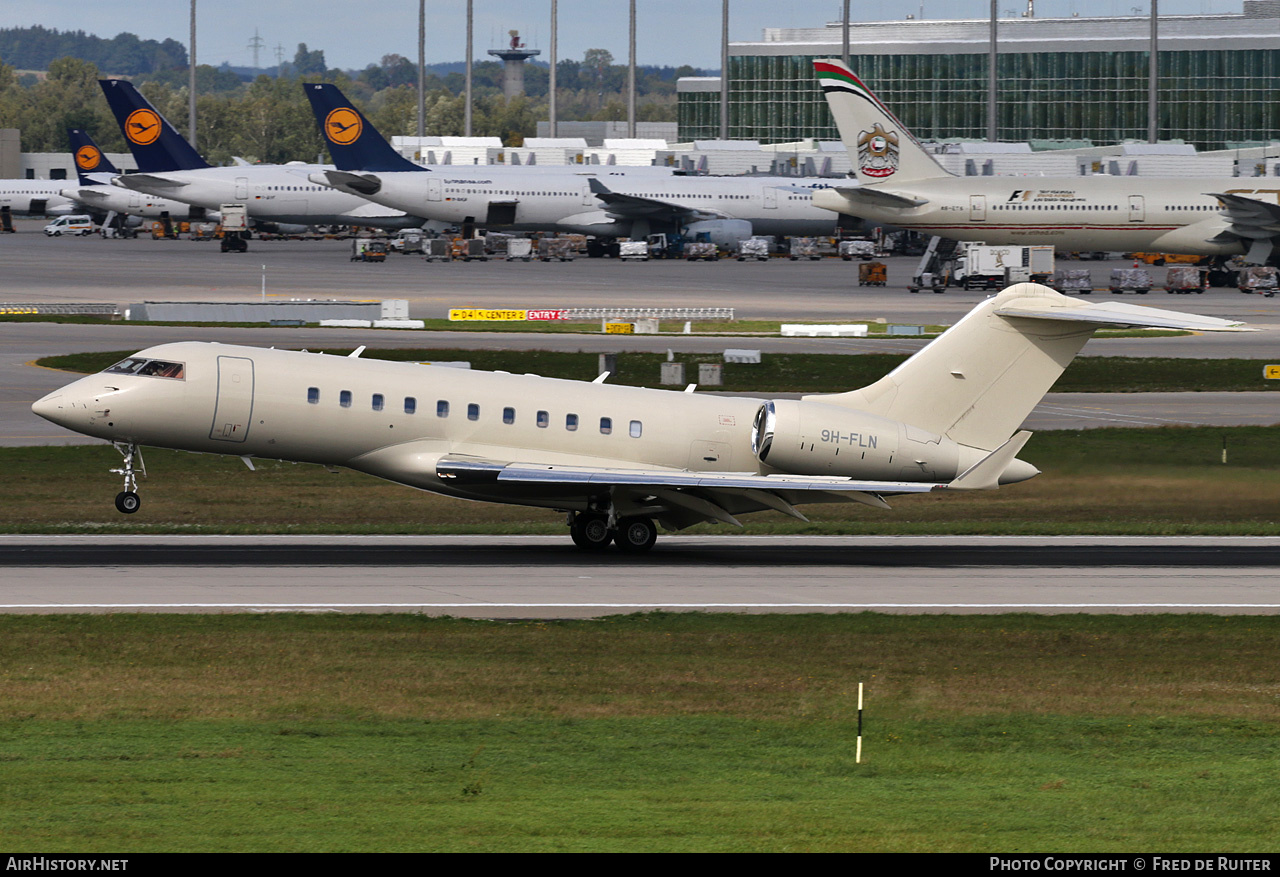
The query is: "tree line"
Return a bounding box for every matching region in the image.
[1,38,709,166]
[0,26,187,77]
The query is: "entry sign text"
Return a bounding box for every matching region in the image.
[448,309,567,321]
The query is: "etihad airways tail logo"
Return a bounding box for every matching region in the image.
[324,108,362,145]
[124,109,161,146]
[74,145,102,171]
[857,124,899,179]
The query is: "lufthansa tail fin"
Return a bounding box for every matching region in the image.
[814,58,950,186]
[809,283,1247,452]
[98,79,210,173]
[67,129,121,186]
[303,83,424,173]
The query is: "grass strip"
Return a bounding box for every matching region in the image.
[1,613,1279,852]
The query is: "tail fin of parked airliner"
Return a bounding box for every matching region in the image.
[98,80,210,173]
[811,283,1247,451]
[814,58,951,186]
[303,83,424,173]
[67,129,121,186]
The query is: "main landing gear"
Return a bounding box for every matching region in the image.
[568,512,658,553]
[110,442,145,514]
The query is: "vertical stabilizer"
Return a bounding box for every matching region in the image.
[814,59,951,186]
[303,83,424,173]
[98,80,211,173]
[809,283,1245,451]
[67,129,121,186]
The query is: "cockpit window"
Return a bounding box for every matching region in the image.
[104,358,185,380]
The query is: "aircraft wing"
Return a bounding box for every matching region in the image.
[830,186,928,209]
[436,454,939,526]
[111,173,188,191]
[993,293,1250,331]
[587,177,729,222]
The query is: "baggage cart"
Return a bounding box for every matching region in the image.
[858,261,887,286]
[505,238,534,261]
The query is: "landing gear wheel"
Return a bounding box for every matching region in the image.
[570,513,612,551]
[614,517,657,553]
[109,442,146,514]
[115,491,140,514]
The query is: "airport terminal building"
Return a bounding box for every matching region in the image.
[678,0,1280,151]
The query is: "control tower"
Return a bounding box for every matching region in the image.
[488,30,540,98]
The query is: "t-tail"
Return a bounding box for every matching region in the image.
[98,79,210,173]
[814,58,950,186]
[67,129,121,186]
[810,283,1248,453]
[303,83,423,173]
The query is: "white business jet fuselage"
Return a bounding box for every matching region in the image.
[112,163,428,231]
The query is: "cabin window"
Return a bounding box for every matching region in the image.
[599,417,613,435]
[307,387,320,404]
[372,393,384,412]
[340,390,352,408]
[536,410,549,428]
[436,400,449,418]
[404,397,416,414]
[503,407,515,425]
[468,403,480,421]
[566,413,578,431]
[630,420,642,438]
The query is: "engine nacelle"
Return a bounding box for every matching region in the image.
[684,219,753,248]
[752,399,963,482]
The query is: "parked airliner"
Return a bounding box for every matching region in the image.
[32,285,1242,552]
[813,58,1280,264]
[60,129,217,224]
[303,83,853,248]
[97,79,428,232]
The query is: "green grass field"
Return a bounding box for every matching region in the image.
[2,613,1278,852]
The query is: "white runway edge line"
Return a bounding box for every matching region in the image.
[8,603,1280,610]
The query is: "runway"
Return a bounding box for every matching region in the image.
[3,535,1279,617]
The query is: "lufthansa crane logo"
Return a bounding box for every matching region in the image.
[324,108,362,145]
[124,109,162,146]
[75,145,102,171]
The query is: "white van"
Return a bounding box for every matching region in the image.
[44,215,95,236]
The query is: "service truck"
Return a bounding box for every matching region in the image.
[955,244,1054,290]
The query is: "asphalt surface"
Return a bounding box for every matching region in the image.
[3,535,1278,617]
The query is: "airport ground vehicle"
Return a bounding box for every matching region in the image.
[619,241,649,261]
[43,215,94,236]
[1128,253,1203,266]
[538,238,574,262]
[350,238,387,262]
[1238,266,1278,296]
[1110,268,1152,294]
[840,240,876,261]
[683,242,719,261]
[1051,269,1093,294]
[858,261,887,286]
[424,239,451,262]
[219,204,249,253]
[452,238,488,262]
[505,238,534,261]
[737,239,770,261]
[390,230,424,254]
[1165,266,1208,294]
[955,244,1054,291]
[789,238,821,261]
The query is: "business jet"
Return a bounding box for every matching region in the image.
[97,79,429,232]
[60,129,217,225]
[812,58,1280,264]
[303,83,852,249]
[32,284,1242,552]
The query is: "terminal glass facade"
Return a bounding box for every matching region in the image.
[680,49,1280,150]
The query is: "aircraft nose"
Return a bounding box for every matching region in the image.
[31,390,82,431]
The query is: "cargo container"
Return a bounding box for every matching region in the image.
[736,238,770,261]
[1051,269,1093,294]
[1109,267,1152,294]
[1164,266,1207,294]
[1238,265,1278,296]
[619,241,649,261]
[505,238,534,261]
[858,261,887,286]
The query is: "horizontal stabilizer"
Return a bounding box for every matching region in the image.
[944,431,1034,491]
[317,170,383,197]
[112,173,188,191]
[994,290,1250,332]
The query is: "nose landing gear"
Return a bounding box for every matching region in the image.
[110,442,145,514]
